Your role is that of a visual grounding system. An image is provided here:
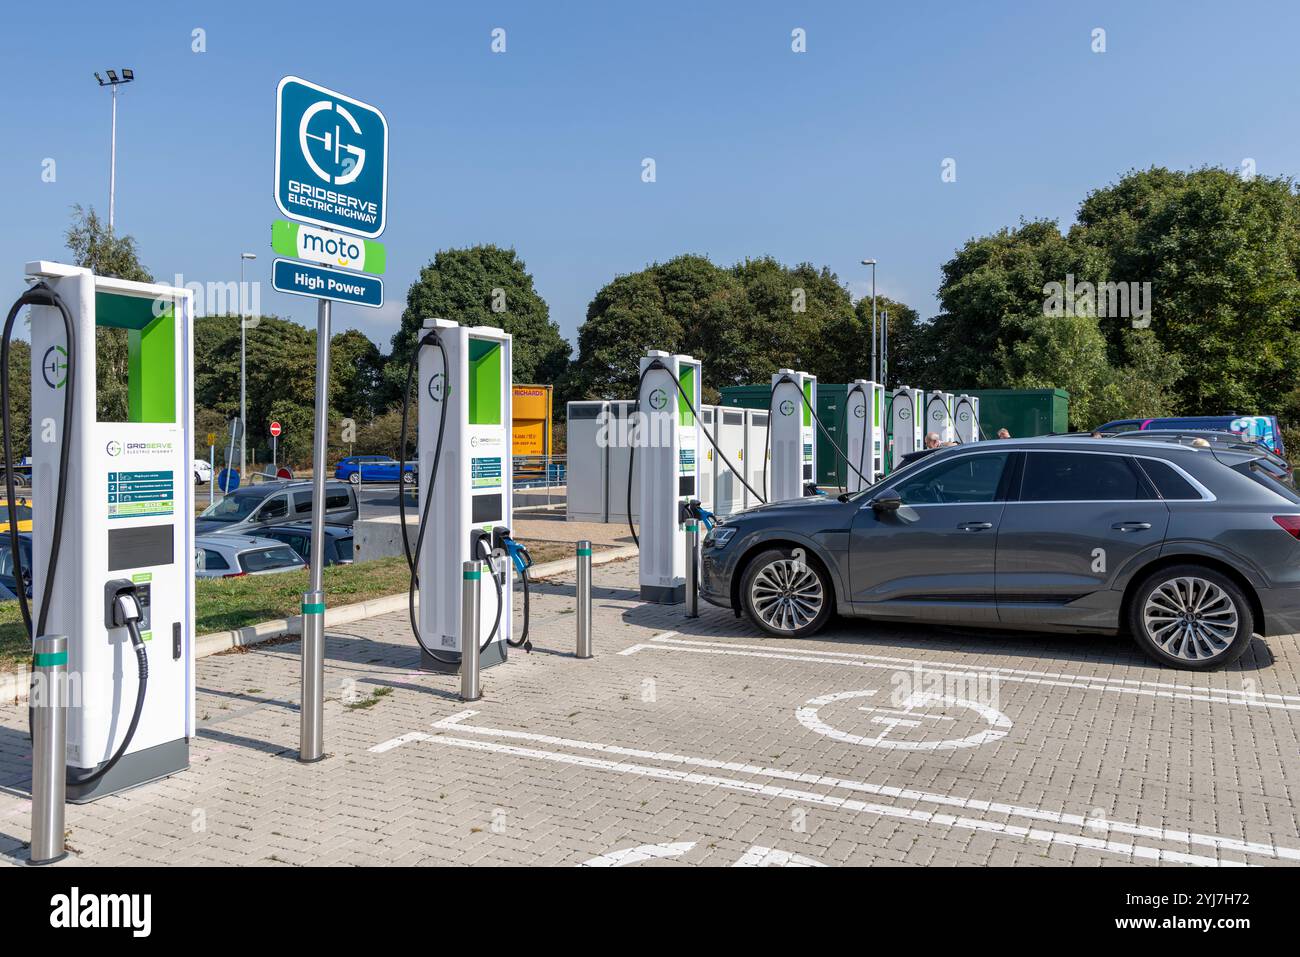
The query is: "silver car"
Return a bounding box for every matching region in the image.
[701,436,1300,670]
[195,534,307,579]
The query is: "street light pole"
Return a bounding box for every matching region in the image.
[94,69,135,232]
[861,259,878,381]
[239,252,257,480]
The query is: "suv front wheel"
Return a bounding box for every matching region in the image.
[740,547,833,638]
[1128,564,1253,670]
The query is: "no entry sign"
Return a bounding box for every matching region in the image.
[270,421,282,437]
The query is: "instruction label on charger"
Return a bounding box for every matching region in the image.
[471,457,502,489]
[107,470,175,519]
[679,448,695,475]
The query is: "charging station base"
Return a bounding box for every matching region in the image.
[66,738,189,805]
[419,641,508,675]
[640,584,685,604]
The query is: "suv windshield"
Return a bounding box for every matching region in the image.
[201,493,264,522]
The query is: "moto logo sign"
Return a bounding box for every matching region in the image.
[275,76,389,238]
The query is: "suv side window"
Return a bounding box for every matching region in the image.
[1020,452,1153,502]
[201,548,230,570]
[1134,458,1202,500]
[892,452,1009,505]
[293,491,313,515]
[257,495,290,521]
[325,490,351,511]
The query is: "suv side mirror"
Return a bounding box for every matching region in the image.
[869,490,902,512]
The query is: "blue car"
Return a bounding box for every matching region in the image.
[1096,415,1286,458]
[334,455,417,486]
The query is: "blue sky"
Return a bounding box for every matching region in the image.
[2,0,1296,351]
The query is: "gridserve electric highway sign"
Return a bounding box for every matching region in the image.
[275,76,389,239]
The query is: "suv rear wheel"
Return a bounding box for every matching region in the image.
[740,547,833,638]
[1128,564,1253,670]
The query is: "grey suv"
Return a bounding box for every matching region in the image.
[700,436,1300,670]
[195,480,358,536]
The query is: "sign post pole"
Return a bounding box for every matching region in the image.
[300,300,330,763]
[208,432,216,507]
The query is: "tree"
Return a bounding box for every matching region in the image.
[1073,167,1300,415]
[390,245,571,390]
[330,328,384,420]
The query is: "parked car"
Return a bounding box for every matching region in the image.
[1095,415,1285,458]
[258,522,354,567]
[195,534,307,579]
[194,459,213,485]
[700,435,1300,670]
[0,530,32,598]
[0,498,33,534]
[195,480,358,536]
[1109,429,1294,487]
[334,455,417,486]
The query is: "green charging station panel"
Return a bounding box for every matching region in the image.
[96,291,176,424]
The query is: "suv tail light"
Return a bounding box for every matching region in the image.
[1272,516,1300,539]
[222,571,248,578]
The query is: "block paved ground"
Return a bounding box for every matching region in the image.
[1,555,1298,867]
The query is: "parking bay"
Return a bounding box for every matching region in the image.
[3,555,1298,867]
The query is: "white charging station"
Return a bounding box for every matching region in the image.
[745,409,768,507]
[637,350,700,604]
[24,262,195,803]
[844,378,884,493]
[713,406,746,516]
[418,318,513,672]
[925,390,956,444]
[769,369,816,501]
[699,406,716,512]
[890,385,924,469]
[954,393,982,443]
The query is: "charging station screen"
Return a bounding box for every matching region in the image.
[108,524,175,571]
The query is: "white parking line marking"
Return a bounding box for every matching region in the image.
[629,634,1300,710]
[421,732,1237,866]
[423,711,1300,864]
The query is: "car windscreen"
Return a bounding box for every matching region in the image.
[201,494,263,521]
[239,545,303,573]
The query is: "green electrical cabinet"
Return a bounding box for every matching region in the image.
[719,383,848,487]
[965,389,1069,438]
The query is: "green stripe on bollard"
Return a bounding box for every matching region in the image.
[33,652,67,667]
[463,569,481,580]
[576,548,592,556]
[301,602,326,614]
[685,523,698,532]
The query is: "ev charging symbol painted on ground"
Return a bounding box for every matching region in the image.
[42,345,67,388]
[580,841,824,867]
[796,688,1012,751]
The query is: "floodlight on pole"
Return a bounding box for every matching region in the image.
[94,68,136,232]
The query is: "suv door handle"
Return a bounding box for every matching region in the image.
[1111,521,1152,532]
[957,521,993,531]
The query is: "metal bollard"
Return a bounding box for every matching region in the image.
[460,560,483,701]
[685,521,700,618]
[576,540,593,658]
[30,635,68,866]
